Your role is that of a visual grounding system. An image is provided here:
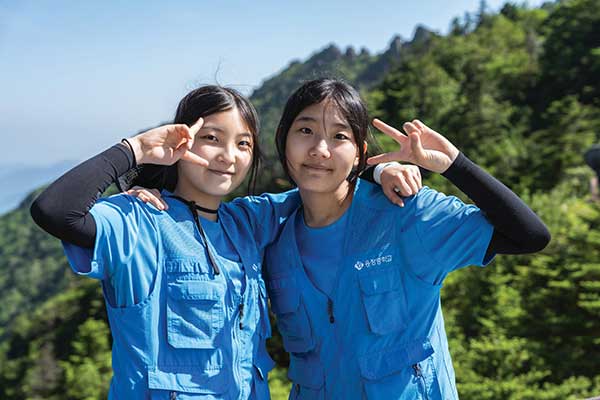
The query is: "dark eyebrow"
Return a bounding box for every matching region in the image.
[200,125,252,139]
[295,116,317,123]
[200,124,225,133]
[294,115,350,130]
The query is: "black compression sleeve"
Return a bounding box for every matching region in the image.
[30,144,135,248]
[441,153,550,257]
[359,165,376,183]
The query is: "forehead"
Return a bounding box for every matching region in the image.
[202,107,252,134]
[295,100,348,126]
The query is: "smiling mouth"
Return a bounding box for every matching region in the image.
[302,164,332,172]
[208,169,235,176]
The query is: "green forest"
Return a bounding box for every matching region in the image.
[1,0,600,398]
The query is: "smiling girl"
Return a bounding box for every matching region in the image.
[31,86,302,399]
[263,78,550,399]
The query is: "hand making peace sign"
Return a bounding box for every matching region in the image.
[368,119,460,173]
[128,117,209,167]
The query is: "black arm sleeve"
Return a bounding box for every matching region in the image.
[30,144,135,248]
[442,153,550,258]
[359,165,376,183]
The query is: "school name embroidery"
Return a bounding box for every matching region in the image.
[354,255,392,270]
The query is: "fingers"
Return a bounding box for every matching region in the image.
[406,173,420,194]
[403,122,427,162]
[382,184,405,207]
[372,119,408,145]
[126,188,168,210]
[187,117,204,148]
[367,152,404,165]
[412,119,427,132]
[181,150,210,166]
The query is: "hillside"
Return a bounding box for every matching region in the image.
[1,1,600,398]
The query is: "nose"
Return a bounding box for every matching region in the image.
[309,138,331,158]
[217,143,236,165]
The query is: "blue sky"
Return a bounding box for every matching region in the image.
[1,0,545,166]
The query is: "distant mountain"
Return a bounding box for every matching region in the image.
[0,160,77,215]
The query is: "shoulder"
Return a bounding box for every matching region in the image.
[354,178,420,213]
[92,193,162,223]
[224,189,300,215]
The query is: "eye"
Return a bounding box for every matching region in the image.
[201,134,218,142]
[334,132,351,140]
[299,127,312,135]
[239,140,252,149]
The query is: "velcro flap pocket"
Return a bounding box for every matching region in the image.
[359,340,434,381]
[168,280,223,301]
[166,258,212,274]
[166,279,225,349]
[288,354,325,390]
[148,364,227,395]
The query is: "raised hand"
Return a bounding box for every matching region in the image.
[128,117,209,167]
[367,119,459,173]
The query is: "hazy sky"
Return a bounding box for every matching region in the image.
[1,0,545,166]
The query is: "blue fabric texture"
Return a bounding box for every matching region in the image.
[264,179,494,400]
[295,209,349,295]
[63,189,300,399]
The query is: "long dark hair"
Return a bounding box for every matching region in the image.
[118,85,261,194]
[274,78,371,186]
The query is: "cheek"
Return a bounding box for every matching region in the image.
[285,135,303,162]
[239,152,254,172]
[191,142,212,158]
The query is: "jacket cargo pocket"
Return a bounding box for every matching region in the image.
[148,360,228,399]
[359,340,440,399]
[288,354,325,400]
[268,275,315,353]
[358,267,408,335]
[166,278,225,349]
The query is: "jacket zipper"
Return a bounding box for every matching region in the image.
[238,302,244,329]
[413,363,428,400]
[327,298,335,323]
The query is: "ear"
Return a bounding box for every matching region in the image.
[354,141,367,167]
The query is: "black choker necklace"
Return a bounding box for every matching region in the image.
[168,195,218,214]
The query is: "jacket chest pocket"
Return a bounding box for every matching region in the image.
[268,275,315,353]
[165,260,226,349]
[358,267,408,335]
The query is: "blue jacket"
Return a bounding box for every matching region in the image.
[264,180,494,400]
[64,190,299,400]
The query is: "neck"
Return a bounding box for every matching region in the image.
[300,181,354,228]
[173,180,221,222]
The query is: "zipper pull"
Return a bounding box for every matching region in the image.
[412,363,422,377]
[327,298,335,323]
[239,302,244,329]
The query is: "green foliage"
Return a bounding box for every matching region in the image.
[2,1,600,399]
